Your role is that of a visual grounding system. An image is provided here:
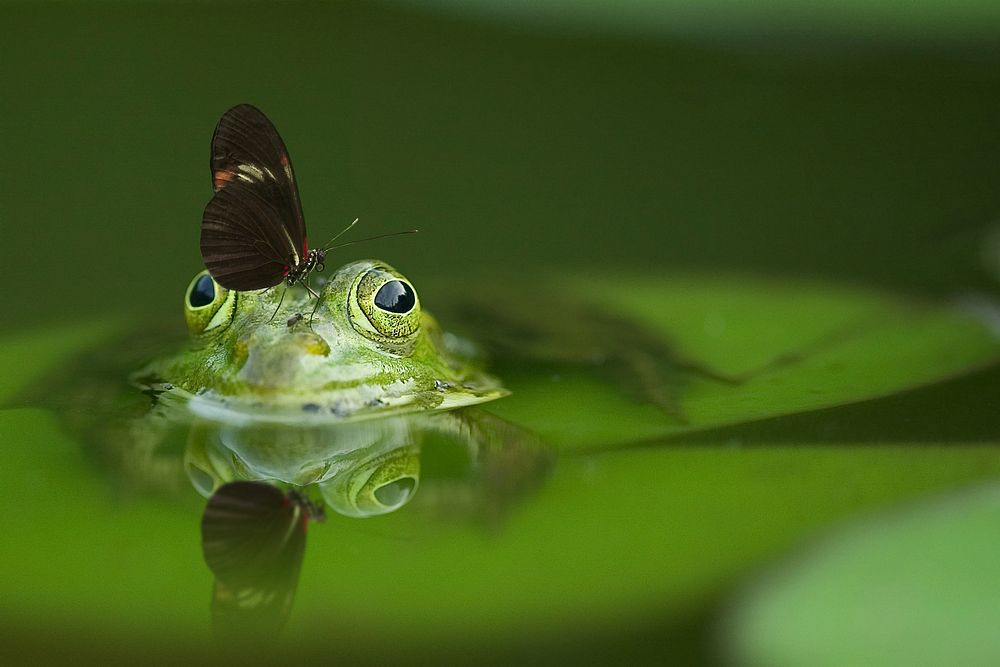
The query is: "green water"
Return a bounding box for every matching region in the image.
[3,2,1000,665]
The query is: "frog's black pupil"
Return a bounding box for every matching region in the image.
[374,280,415,314]
[189,274,216,308]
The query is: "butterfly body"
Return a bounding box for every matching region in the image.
[284,247,326,287]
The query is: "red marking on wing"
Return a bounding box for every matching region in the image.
[213,169,234,191]
[279,153,289,167]
[282,265,290,276]
[303,236,309,256]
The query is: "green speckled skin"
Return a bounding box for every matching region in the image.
[138,259,507,422]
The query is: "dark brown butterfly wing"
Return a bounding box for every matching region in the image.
[201,481,311,643]
[200,104,307,291]
[202,181,297,290]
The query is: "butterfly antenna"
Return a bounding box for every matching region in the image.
[316,218,359,250]
[323,228,419,252]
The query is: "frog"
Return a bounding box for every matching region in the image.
[135,259,509,423]
[99,258,552,521]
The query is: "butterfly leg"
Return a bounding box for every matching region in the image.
[268,286,288,323]
[304,281,323,327]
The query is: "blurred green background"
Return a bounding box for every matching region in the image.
[3,1,1000,665]
[4,0,1000,329]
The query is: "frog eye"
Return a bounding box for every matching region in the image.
[373,280,416,314]
[184,270,236,336]
[350,267,421,351]
[319,446,420,517]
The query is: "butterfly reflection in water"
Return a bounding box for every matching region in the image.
[200,104,415,299]
[200,481,325,646]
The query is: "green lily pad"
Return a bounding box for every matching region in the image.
[486,273,998,449]
[722,480,1000,666]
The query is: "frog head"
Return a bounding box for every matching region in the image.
[149,259,506,422]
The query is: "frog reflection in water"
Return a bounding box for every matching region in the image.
[189,407,551,646]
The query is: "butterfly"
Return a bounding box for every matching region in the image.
[200,104,414,296]
[200,481,325,644]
